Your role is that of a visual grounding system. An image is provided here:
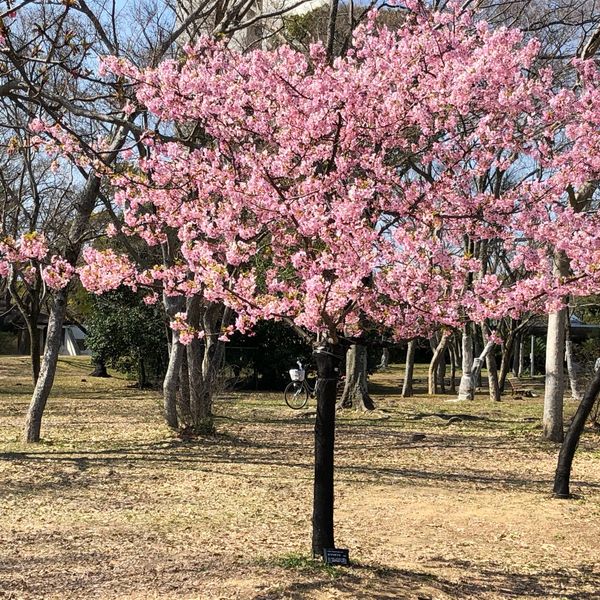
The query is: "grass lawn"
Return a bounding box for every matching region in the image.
[1,356,599,599]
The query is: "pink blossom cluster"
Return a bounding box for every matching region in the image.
[49,4,600,339]
[42,256,76,290]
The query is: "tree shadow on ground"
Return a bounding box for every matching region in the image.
[253,559,600,599]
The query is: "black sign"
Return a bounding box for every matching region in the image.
[323,548,350,566]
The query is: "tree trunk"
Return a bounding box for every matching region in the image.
[90,357,109,377]
[544,308,567,442]
[163,334,183,430]
[458,329,494,402]
[448,340,457,394]
[565,327,586,401]
[338,344,375,410]
[482,326,501,402]
[186,299,230,434]
[511,334,520,377]
[428,333,449,395]
[498,330,516,393]
[22,131,127,444]
[163,295,185,430]
[457,327,475,401]
[553,367,600,498]
[518,337,525,377]
[186,296,211,434]
[312,342,343,558]
[23,290,67,442]
[402,339,416,398]
[378,347,390,370]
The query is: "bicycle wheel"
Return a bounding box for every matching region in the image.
[284,381,309,409]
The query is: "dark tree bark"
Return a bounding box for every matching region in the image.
[511,333,521,378]
[498,329,516,393]
[312,342,343,558]
[553,367,600,498]
[338,344,375,410]
[90,358,109,378]
[448,339,457,394]
[186,298,230,434]
[402,339,416,398]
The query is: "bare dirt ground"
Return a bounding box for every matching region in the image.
[1,356,600,599]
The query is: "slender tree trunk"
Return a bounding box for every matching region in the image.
[518,337,525,377]
[428,333,449,395]
[482,326,501,401]
[312,342,342,558]
[22,130,127,444]
[498,331,516,393]
[565,327,586,401]
[544,308,567,442]
[448,340,457,394]
[511,334,520,377]
[23,290,67,442]
[457,326,475,401]
[163,296,185,430]
[163,333,183,430]
[378,347,390,370]
[553,367,600,498]
[437,349,447,394]
[338,344,375,410]
[402,339,416,398]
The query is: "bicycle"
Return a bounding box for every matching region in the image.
[284,360,315,409]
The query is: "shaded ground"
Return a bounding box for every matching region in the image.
[1,357,599,599]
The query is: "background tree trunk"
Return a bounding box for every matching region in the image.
[163,295,185,430]
[428,333,449,395]
[448,340,457,394]
[565,326,586,401]
[163,332,183,430]
[23,290,67,442]
[22,130,127,443]
[544,308,567,442]
[511,334,520,377]
[338,344,375,410]
[457,326,475,401]
[482,326,501,401]
[402,339,416,398]
[90,358,109,377]
[553,367,600,498]
[378,347,390,370]
[518,336,525,377]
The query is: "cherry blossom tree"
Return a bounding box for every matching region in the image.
[6,1,600,554]
[60,3,600,553]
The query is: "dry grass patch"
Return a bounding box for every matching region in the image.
[1,357,599,599]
